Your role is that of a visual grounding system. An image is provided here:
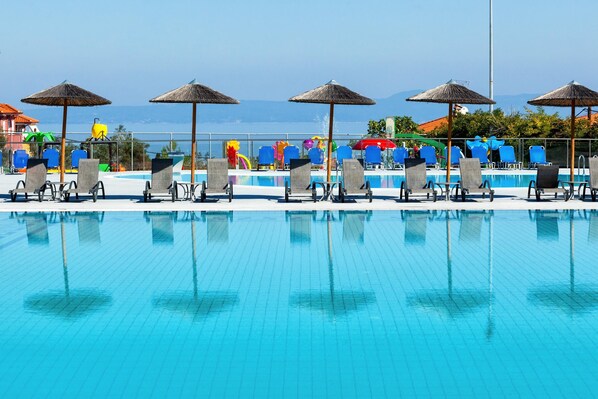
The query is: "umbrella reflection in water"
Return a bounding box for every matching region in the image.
[24,213,112,320]
[528,211,598,315]
[290,211,376,319]
[153,212,239,321]
[408,211,494,338]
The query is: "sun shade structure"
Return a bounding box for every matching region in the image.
[150,80,239,185]
[21,81,111,182]
[290,80,375,182]
[352,138,397,151]
[528,81,598,181]
[407,80,495,182]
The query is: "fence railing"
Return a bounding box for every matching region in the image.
[2,132,597,171]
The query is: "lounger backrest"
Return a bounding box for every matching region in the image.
[283,146,300,164]
[393,147,408,164]
[308,148,324,165]
[42,148,60,168]
[443,146,462,164]
[590,158,598,189]
[336,146,353,166]
[536,164,559,189]
[151,158,174,191]
[499,146,516,163]
[342,159,365,190]
[25,159,48,189]
[530,146,547,164]
[259,146,274,165]
[471,147,489,163]
[72,149,88,168]
[13,150,29,169]
[76,159,100,191]
[419,146,437,165]
[207,158,229,190]
[459,158,483,189]
[404,158,427,189]
[290,158,312,191]
[365,146,382,164]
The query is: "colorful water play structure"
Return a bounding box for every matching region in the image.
[226,140,252,169]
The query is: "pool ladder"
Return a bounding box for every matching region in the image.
[578,155,586,177]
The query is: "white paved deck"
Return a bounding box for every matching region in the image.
[1,169,596,212]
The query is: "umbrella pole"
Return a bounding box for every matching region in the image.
[326,103,335,182]
[191,103,197,185]
[60,101,68,183]
[446,102,453,182]
[570,101,576,182]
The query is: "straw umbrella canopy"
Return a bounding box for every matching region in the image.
[407,80,495,182]
[21,81,111,183]
[150,80,239,185]
[528,81,598,181]
[289,80,375,182]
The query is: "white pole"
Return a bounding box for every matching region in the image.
[489,0,494,112]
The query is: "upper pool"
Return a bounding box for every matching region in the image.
[1,210,597,397]
[115,171,588,188]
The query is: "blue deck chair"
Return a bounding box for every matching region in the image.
[308,148,324,166]
[392,147,409,169]
[443,146,463,167]
[13,150,29,171]
[42,148,60,169]
[529,146,551,168]
[471,146,494,168]
[257,146,275,170]
[364,146,382,169]
[336,145,352,168]
[499,145,520,169]
[283,145,300,169]
[71,149,88,169]
[419,146,438,168]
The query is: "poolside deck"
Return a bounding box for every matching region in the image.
[1,169,597,212]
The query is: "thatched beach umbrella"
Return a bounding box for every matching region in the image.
[407,80,495,182]
[528,81,598,181]
[21,81,111,183]
[150,80,239,185]
[289,80,375,182]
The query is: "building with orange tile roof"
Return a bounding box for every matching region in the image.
[0,103,40,151]
[419,116,448,133]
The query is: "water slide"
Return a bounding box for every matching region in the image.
[395,133,446,151]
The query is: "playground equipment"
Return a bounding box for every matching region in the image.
[91,118,108,140]
[395,132,446,152]
[226,140,252,169]
[465,135,504,152]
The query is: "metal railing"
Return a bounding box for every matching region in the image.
[1,132,597,171]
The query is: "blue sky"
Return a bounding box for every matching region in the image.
[2,0,597,105]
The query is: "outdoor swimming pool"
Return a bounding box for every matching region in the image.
[115,171,588,189]
[1,211,597,397]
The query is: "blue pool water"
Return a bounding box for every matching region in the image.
[1,211,597,397]
[116,172,587,188]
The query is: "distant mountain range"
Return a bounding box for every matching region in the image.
[21,91,540,126]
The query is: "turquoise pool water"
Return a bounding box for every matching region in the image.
[116,172,588,188]
[1,211,597,397]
